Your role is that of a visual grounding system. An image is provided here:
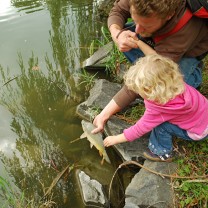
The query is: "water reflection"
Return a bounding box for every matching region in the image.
[0,54,78,205]
[0,51,117,206]
[0,105,17,158]
[0,0,120,207]
[47,0,101,74]
[11,0,46,13]
[0,0,18,22]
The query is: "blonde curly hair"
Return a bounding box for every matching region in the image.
[124,54,185,104]
[130,0,182,18]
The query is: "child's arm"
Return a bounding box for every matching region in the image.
[104,133,127,147]
[129,37,156,55]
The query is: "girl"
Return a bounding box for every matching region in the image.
[98,54,208,162]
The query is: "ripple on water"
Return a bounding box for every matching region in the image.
[0,0,46,23]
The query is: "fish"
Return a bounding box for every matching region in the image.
[80,120,111,165]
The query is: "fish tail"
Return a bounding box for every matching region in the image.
[103,152,111,164]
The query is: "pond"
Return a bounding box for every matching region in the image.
[0,0,126,207]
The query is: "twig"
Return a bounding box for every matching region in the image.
[85,205,105,208]
[174,179,208,189]
[170,174,177,208]
[44,164,73,197]
[108,160,208,201]
[1,75,20,87]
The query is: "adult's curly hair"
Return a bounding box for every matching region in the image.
[130,0,182,18]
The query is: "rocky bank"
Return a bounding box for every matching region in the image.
[76,79,178,208]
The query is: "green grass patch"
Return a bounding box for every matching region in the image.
[88,26,129,79]
[173,139,208,208]
[116,102,145,124]
[78,68,98,90]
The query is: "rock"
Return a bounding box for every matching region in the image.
[124,202,140,208]
[76,79,122,121]
[86,79,122,108]
[82,39,129,81]
[77,170,109,207]
[125,160,177,208]
[82,42,114,69]
[76,101,94,122]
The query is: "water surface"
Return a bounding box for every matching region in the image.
[0,0,121,207]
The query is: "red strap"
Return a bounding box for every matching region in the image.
[194,7,208,18]
[154,8,193,43]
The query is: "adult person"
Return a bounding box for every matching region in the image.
[108,0,208,76]
[91,0,208,134]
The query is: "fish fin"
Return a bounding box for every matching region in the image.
[99,150,103,157]
[90,143,93,148]
[101,157,104,165]
[80,132,86,139]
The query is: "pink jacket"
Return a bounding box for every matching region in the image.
[123,84,208,141]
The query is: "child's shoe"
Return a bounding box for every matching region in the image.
[143,150,172,162]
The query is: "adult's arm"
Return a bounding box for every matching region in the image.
[107,0,139,51]
[109,24,138,52]
[107,0,131,30]
[113,85,139,109]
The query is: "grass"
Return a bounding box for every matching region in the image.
[116,102,145,124]
[88,26,129,80]
[78,68,98,90]
[0,175,56,208]
[0,176,28,208]
[172,60,208,207]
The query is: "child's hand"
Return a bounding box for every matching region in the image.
[104,134,127,147]
[104,136,117,147]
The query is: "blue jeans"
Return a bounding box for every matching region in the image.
[123,23,203,88]
[148,122,208,156]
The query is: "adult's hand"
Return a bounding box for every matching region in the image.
[109,24,138,52]
[115,30,139,52]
